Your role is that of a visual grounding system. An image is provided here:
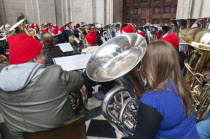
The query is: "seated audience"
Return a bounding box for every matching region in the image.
[116,41,199,139]
[41,32,64,66]
[0,33,83,139]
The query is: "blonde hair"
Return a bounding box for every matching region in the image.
[142,40,194,117]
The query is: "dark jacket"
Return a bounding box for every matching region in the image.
[61,32,69,42]
[0,63,84,139]
[53,35,65,44]
[43,45,64,66]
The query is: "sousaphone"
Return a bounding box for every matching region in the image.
[179,28,210,121]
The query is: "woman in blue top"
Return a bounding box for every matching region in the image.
[116,40,200,139]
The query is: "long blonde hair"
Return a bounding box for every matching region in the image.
[142,40,193,117]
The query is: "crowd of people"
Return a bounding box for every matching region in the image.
[0,15,209,139]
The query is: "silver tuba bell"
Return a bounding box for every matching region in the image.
[86,33,147,135]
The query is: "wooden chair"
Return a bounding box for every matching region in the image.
[23,116,86,139]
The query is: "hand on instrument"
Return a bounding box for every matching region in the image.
[115,130,126,139]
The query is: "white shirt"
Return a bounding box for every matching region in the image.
[82,46,99,54]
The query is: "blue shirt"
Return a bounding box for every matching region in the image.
[140,83,200,139]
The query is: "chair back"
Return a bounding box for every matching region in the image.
[23,116,86,139]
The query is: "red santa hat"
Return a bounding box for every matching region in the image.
[28,24,34,28]
[7,33,42,64]
[85,30,98,45]
[52,24,58,29]
[58,26,65,32]
[136,30,145,36]
[156,29,163,39]
[51,29,58,35]
[122,24,134,33]
[160,33,179,48]
[40,28,48,33]
[48,23,53,27]
[34,24,39,28]
[74,24,79,28]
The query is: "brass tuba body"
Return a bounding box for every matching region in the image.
[179,28,210,121]
[86,33,147,135]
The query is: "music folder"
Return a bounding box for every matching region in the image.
[53,54,92,71]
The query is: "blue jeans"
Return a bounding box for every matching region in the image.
[196,112,210,139]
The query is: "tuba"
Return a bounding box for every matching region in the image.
[69,86,88,115]
[179,28,210,121]
[86,33,147,135]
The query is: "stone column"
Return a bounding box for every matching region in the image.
[176,0,210,19]
[25,0,56,26]
[0,0,6,25]
[113,0,123,23]
[55,0,72,26]
[176,0,193,19]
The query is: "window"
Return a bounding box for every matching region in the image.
[164,6,171,13]
[153,6,160,14]
[134,8,138,15]
[153,19,159,24]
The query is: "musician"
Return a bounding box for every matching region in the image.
[0,25,5,33]
[82,30,115,99]
[16,13,26,23]
[40,27,48,33]
[82,30,99,54]
[34,24,40,34]
[41,32,64,66]
[116,41,199,139]
[0,33,83,139]
[4,24,10,32]
[51,29,65,44]
[58,26,69,42]
[122,24,134,33]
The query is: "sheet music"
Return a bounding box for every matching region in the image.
[58,43,74,52]
[53,54,92,71]
[74,38,80,44]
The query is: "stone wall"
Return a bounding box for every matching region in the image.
[0,0,123,27]
[0,0,25,25]
[176,0,210,19]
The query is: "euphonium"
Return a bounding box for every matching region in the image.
[179,28,210,122]
[86,33,147,135]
